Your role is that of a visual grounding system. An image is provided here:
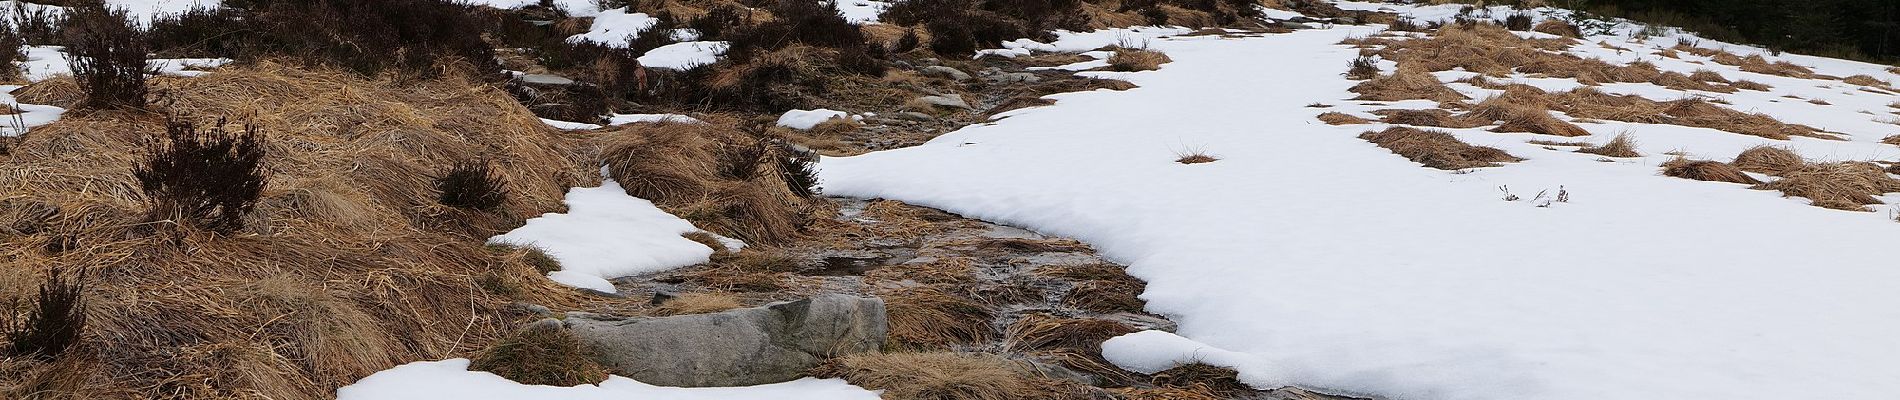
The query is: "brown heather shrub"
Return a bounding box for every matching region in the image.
[1345,56,1379,80]
[1107,48,1171,72]
[468,321,607,386]
[1751,162,1900,211]
[1577,133,1642,157]
[1661,158,1761,184]
[1317,112,1371,125]
[1359,127,1522,170]
[1731,145,1805,175]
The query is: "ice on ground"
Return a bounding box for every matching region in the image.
[336,359,880,400]
[834,0,888,24]
[776,109,856,130]
[489,173,717,293]
[567,8,658,47]
[822,21,1900,400]
[638,41,728,70]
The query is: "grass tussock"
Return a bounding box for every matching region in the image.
[1731,145,1805,175]
[1576,133,1641,157]
[1359,127,1522,170]
[1107,48,1171,72]
[651,292,743,316]
[1317,112,1371,125]
[1174,150,1218,164]
[0,63,602,398]
[1345,56,1379,80]
[1374,108,1485,129]
[601,123,819,245]
[1150,363,1254,397]
[881,286,996,348]
[1882,135,1900,146]
[1349,64,1467,103]
[1531,19,1580,37]
[1661,158,1762,184]
[1039,263,1147,313]
[1730,79,1772,91]
[1843,74,1890,87]
[468,321,608,386]
[1751,162,1900,211]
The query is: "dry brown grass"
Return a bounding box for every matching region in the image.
[468,321,608,386]
[881,285,996,349]
[1661,158,1762,184]
[1552,88,1833,140]
[1374,108,1486,128]
[1316,112,1372,125]
[1531,19,1580,38]
[651,292,744,316]
[1150,363,1255,397]
[1883,135,1900,146]
[1350,64,1467,103]
[1752,162,1900,211]
[1175,151,1219,164]
[1844,74,1890,87]
[0,62,608,399]
[1360,127,1522,170]
[11,76,82,109]
[601,123,820,245]
[811,352,1097,400]
[1577,133,1642,157]
[1107,48,1172,72]
[1731,145,1805,175]
[1730,79,1771,91]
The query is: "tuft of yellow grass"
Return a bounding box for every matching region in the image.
[469,321,608,386]
[1359,127,1523,170]
[1752,162,1900,211]
[1577,133,1642,157]
[652,292,744,316]
[1661,158,1761,184]
[811,352,1096,400]
[1731,145,1805,175]
[1107,48,1171,72]
[1317,112,1372,125]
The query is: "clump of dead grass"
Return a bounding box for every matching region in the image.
[1844,74,1890,87]
[1360,127,1522,170]
[1374,108,1486,128]
[1531,19,1579,38]
[1752,162,1900,211]
[1316,112,1371,125]
[11,76,82,109]
[1577,133,1641,157]
[1349,65,1467,103]
[1731,145,1805,175]
[1883,135,1900,146]
[1661,158,1761,184]
[468,321,608,386]
[1730,79,1771,91]
[881,286,996,348]
[1175,151,1218,164]
[601,123,820,245]
[1107,48,1171,72]
[1038,263,1148,314]
[1150,363,1254,397]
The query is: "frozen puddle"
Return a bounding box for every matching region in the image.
[821,24,1900,400]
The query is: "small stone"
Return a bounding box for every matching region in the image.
[916,94,972,110]
[920,65,972,81]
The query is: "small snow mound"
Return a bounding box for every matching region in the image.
[776,109,856,130]
[609,113,704,125]
[638,41,728,70]
[567,8,659,47]
[488,176,716,293]
[1101,330,1284,386]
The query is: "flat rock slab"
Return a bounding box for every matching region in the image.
[564,294,887,387]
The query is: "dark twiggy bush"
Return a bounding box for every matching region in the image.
[1345,56,1379,80]
[4,268,87,361]
[10,2,63,45]
[1503,12,1534,31]
[0,20,21,82]
[134,118,268,234]
[776,141,820,197]
[435,160,510,210]
[235,0,499,77]
[146,6,246,58]
[65,5,149,110]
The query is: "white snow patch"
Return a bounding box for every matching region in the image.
[609,113,704,125]
[104,0,219,23]
[776,108,856,130]
[539,118,601,130]
[567,8,658,47]
[489,174,717,293]
[637,41,728,70]
[822,23,1900,400]
[1101,331,1283,384]
[834,0,888,24]
[0,85,64,137]
[336,359,880,400]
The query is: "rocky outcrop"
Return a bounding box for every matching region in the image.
[563,294,887,387]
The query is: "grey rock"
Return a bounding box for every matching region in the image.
[516,73,576,86]
[986,72,1042,83]
[891,111,937,121]
[508,302,552,316]
[565,294,887,387]
[920,65,972,81]
[916,94,972,110]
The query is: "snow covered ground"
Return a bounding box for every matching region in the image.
[336,359,880,400]
[822,6,1900,400]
